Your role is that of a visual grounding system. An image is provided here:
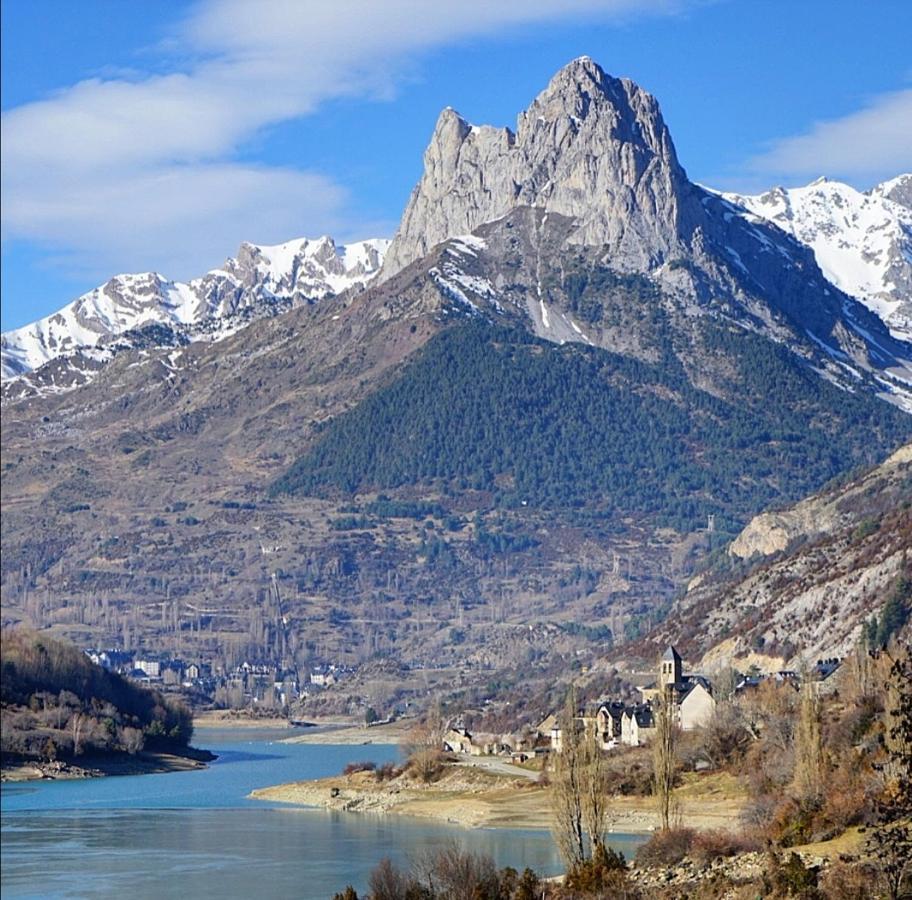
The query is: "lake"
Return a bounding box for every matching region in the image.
[1,728,644,898]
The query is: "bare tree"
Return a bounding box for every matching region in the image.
[653,685,677,831]
[580,717,612,853]
[843,636,874,703]
[401,697,447,783]
[120,726,145,755]
[702,701,751,769]
[551,688,586,867]
[69,711,87,756]
[793,675,822,803]
[367,857,414,900]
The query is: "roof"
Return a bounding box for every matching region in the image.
[814,658,842,680]
[662,646,683,663]
[597,700,627,715]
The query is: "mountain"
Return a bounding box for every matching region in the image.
[722,175,912,342]
[1,58,911,684]
[646,442,912,669]
[380,58,910,408]
[0,236,388,389]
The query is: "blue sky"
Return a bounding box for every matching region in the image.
[2,0,911,331]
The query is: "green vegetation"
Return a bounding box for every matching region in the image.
[549,261,662,327]
[273,322,910,531]
[365,496,446,519]
[1,629,192,764]
[865,567,912,649]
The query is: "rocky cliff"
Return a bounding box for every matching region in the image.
[383,57,693,276]
[651,443,912,668]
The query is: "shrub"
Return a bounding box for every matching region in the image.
[374,762,401,782]
[761,851,821,899]
[367,858,416,900]
[407,748,446,783]
[690,829,759,864]
[342,760,376,776]
[635,827,696,867]
[819,861,877,900]
[564,844,638,897]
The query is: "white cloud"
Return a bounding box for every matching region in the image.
[745,88,912,186]
[1,0,691,291]
[5,164,348,280]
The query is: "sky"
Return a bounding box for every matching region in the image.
[2,0,911,331]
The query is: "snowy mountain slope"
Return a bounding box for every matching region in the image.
[722,176,912,341]
[1,237,389,381]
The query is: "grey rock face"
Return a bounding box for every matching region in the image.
[875,173,912,210]
[383,57,697,277]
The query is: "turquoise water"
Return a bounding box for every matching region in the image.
[1,729,643,898]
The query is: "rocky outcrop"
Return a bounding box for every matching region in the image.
[730,442,912,559]
[653,443,912,667]
[383,57,695,278]
[381,58,912,408]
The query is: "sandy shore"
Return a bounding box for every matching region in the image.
[193,711,295,729]
[250,760,746,833]
[279,719,411,745]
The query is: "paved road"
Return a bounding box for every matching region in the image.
[453,754,541,781]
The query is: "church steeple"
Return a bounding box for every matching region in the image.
[660,646,682,687]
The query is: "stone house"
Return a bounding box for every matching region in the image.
[443,727,473,754]
[595,701,626,749]
[621,705,656,747]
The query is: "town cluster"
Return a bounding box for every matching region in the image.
[443,646,844,761]
[83,648,351,708]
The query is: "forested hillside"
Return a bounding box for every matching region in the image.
[275,322,912,531]
[1,630,193,765]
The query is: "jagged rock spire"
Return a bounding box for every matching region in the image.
[382,57,694,278]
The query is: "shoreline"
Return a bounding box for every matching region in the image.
[193,711,297,729]
[278,719,410,746]
[250,760,746,834]
[1,747,216,783]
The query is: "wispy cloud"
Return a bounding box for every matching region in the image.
[744,88,912,188]
[1,0,688,287]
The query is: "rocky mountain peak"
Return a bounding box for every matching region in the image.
[381,58,692,278]
[874,173,912,209]
[723,175,912,341]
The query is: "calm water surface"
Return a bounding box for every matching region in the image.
[1,728,643,899]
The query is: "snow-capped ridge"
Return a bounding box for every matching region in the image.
[721,175,912,342]
[2,236,390,383]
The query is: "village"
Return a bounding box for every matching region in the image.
[83,642,847,760]
[440,646,845,762]
[83,647,354,711]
